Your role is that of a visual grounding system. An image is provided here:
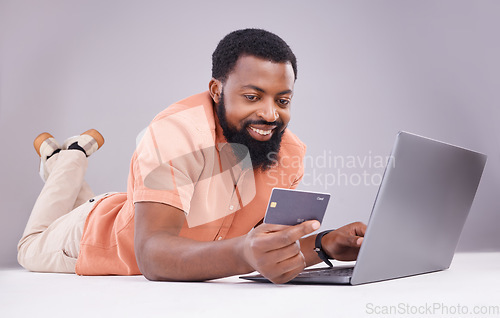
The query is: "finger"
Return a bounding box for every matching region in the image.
[276,251,306,274]
[347,234,364,247]
[356,237,364,246]
[281,220,320,242]
[267,220,320,250]
[266,241,301,263]
[331,229,363,248]
[271,253,306,284]
[353,222,367,236]
[271,267,304,284]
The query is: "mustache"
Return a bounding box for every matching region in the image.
[244,119,283,127]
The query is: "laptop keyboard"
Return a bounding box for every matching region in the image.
[297,267,354,278]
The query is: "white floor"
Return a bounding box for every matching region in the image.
[1,252,500,318]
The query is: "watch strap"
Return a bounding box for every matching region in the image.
[314,229,334,267]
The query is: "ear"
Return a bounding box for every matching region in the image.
[208,78,222,104]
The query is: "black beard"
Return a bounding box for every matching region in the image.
[216,91,285,171]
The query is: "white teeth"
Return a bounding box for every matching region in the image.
[250,126,272,136]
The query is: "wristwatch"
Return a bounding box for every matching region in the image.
[314,230,334,267]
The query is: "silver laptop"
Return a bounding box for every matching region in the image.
[240,131,487,285]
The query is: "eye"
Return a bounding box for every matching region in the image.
[244,95,259,102]
[277,99,290,107]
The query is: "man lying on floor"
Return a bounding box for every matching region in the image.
[18,28,366,284]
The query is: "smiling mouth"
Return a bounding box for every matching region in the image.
[249,126,273,136]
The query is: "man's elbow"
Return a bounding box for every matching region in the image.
[136,254,176,281]
[141,267,166,282]
[135,239,187,282]
[135,238,166,281]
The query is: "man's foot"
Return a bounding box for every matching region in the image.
[33,132,61,181]
[33,132,61,159]
[62,129,105,157]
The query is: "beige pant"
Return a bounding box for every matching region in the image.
[17,150,107,273]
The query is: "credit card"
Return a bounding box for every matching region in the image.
[263,188,331,225]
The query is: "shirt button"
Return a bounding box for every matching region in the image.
[218,236,223,240]
[229,205,234,210]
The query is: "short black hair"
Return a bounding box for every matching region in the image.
[212,28,297,82]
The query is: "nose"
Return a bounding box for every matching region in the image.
[256,99,278,122]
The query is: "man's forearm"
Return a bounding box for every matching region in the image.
[138,233,254,281]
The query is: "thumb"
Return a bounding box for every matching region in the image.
[355,237,364,246]
[348,235,364,247]
[285,220,321,241]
